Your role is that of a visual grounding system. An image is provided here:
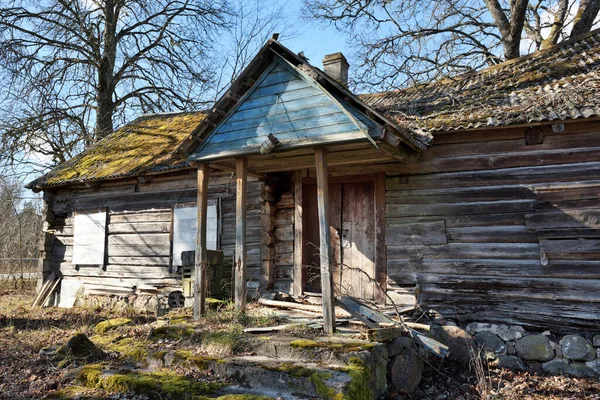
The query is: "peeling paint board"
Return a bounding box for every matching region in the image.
[58,279,83,308]
[72,210,107,265]
[173,201,218,266]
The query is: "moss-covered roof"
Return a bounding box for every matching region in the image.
[29,112,204,189]
[360,29,600,134]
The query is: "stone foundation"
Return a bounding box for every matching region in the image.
[457,322,600,378]
[75,294,167,314]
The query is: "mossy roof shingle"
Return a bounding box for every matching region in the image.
[359,29,600,134]
[29,112,204,188]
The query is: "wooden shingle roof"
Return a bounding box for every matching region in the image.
[360,29,600,134]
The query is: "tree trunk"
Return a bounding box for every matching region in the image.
[484,0,529,60]
[95,0,118,141]
[571,0,600,38]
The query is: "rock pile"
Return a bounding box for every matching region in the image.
[462,322,600,378]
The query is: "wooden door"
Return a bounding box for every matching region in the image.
[302,178,376,300]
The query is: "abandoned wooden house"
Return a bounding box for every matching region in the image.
[28,29,600,332]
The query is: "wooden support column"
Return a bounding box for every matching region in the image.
[194,163,210,319]
[314,148,336,333]
[235,158,248,311]
[293,169,307,297]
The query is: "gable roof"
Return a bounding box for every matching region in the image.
[27,112,205,190]
[360,29,600,134]
[189,56,384,162]
[177,39,430,162]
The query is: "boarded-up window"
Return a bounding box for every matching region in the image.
[72,210,107,265]
[172,201,218,266]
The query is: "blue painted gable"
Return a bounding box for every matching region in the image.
[189,57,382,161]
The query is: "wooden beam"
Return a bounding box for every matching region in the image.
[235,158,248,311]
[209,162,265,179]
[314,148,336,333]
[293,169,307,297]
[194,164,210,319]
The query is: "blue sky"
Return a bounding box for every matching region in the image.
[269,0,352,70]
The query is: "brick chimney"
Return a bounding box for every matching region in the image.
[322,52,349,86]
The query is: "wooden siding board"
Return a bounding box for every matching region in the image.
[384,121,600,330]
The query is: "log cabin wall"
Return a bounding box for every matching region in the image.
[385,120,600,331]
[41,169,264,296]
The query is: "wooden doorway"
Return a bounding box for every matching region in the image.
[301,174,385,302]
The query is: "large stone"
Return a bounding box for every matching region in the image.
[466,322,508,335]
[56,333,105,360]
[497,326,525,341]
[559,335,596,361]
[474,332,506,354]
[585,360,600,374]
[430,326,477,365]
[515,335,554,361]
[497,355,526,371]
[388,350,424,394]
[543,359,598,378]
[387,336,413,358]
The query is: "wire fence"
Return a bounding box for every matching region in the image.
[0,258,39,281]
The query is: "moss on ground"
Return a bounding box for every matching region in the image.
[94,318,132,334]
[310,372,343,400]
[173,349,221,369]
[263,362,315,377]
[78,364,225,399]
[289,339,376,352]
[149,325,197,341]
[201,325,247,356]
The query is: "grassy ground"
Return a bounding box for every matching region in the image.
[1,280,599,399]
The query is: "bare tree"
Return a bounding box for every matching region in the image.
[304,0,600,90]
[0,0,230,170]
[0,177,42,285]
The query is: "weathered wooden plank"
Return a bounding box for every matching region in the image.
[539,239,600,254]
[194,163,210,318]
[386,199,534,218]
[445,226,537,243]
[109,212,171,224]
[525,209,600,230]
[315,148,335,333]
[293,170,305,296]
[108,233,170,246]
[388,258,600,280]
[108,222,171,234]
[387,243,540,260]
[416,274,600,302]
[386,221,448,245]
[386,185,535,204]
[107,244,170,257]
[107,256,170,266]
[387,213,526,228]
[235,158,248,311]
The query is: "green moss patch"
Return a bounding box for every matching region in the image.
[201,325,247,356]
[94,318,132,334]
[263,362,315,377]
[289,339,376,353]
[78,364,225,399]
[149,325,196,341]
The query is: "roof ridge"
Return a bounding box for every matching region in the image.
[360,27,600,98]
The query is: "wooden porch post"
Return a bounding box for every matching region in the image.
[314,148,336,333]
[194,163,210,319]
[235,158,248,311]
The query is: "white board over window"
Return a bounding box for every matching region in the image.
[172,201,218,266]
[72,210,107,265]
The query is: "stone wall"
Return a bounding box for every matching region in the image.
[464,322,600,378]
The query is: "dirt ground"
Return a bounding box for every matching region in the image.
[1,281,599,400]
